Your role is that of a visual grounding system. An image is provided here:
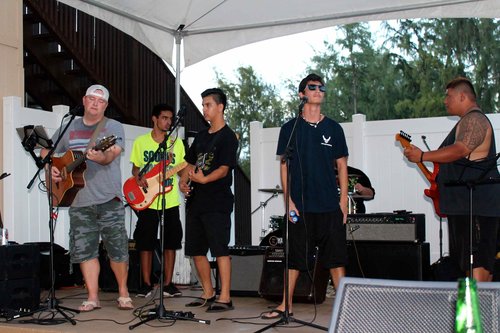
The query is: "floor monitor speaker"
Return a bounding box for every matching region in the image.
[329,277,500,333]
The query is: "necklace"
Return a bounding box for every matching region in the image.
[302,114,323,128]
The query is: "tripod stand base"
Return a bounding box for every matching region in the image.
[129,304,210,329]
[15,297,79,325]
[255,313,328,333]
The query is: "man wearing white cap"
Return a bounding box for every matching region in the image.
[42,84,133,311]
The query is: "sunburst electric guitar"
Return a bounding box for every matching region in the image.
[396,131,445,217]
[123,161,187,211]
[48,135,118,207]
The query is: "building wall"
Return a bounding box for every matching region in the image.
[0,0,24,218]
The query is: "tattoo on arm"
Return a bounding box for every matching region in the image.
[456,112,489,151]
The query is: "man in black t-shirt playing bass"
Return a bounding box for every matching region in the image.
[180,88,238,312]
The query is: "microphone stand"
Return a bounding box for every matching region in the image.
[256,98,327,333]
[130,106,210,329]
[16,112,80,324]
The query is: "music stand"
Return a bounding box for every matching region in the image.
[15,120,79,325]
[129,106,209,329]
[256,99,328,333]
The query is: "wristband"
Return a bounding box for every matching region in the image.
[420,151,424,163]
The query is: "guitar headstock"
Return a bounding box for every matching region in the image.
[94,135,118,151]
[395,130,412,148]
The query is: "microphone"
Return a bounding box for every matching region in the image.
[176,104,187,125]
[178,104,187,118]
[0,172,11,180]
[298,96,308,113]
[64,105,84,117]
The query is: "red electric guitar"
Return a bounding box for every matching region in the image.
[396,131,445,218]
[123,161,187,211]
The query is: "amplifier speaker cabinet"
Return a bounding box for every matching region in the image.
[25,242,83,289]
[0,244,40,313]
[228,246,266,296]
[0,278,40,313]
[346,213,425,242]
[0,244,40,281]
[99,241,141,292]
[259,246,329,304]
[347,241,430,280]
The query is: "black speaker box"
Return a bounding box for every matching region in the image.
[0,278,40,312]
[259,246,330,304]
[99,241,141,292]
[25,242,83,289]
[0,244,40,281]
[347,241,430,280]
[329,277,500,333]
[228,246,266,296]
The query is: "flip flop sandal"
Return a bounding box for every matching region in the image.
[185,294,216,307]
[261,309,293,319]
[79,300,101,312]
[206,300,234,313]
[117,296,134,310]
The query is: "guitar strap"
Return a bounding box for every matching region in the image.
[86,117,108,150]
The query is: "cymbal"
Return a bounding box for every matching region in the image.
[259,187,283,194]
[349,192,372,199]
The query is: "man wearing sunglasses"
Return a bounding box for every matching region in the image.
[262,73,349,319]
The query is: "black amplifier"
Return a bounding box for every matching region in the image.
[227,246,267,296]
[346,213,425,242]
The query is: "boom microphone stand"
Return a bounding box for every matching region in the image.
[16,110,81,324]
[256,97,327,333]
[130,106,210,329]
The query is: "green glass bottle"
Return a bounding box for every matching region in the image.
[455,277,482,333]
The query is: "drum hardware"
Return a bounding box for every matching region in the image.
[348,192,357,214]
[258,187,284,194]
[252,186,282,240]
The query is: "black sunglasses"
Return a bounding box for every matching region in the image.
[307,84,326,92]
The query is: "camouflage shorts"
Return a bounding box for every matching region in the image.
[69,198,128,263]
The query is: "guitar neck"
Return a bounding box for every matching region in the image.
[164,161,188,178]
[396,134,433,181]
[66,153,87,174]
[415,161,433,181]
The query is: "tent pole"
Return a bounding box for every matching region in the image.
[175,31,182,114]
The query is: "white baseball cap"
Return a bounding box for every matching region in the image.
[85,84,109,102]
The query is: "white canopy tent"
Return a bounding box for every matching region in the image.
[58,0,500,111]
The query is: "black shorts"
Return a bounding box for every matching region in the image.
[288,209,347,271]
[133,207,183,251]
[447,215,499,273]
[184,211,231,257]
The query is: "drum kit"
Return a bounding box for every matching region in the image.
[254,175,372,244]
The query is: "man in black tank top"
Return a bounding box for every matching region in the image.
[404,77,500,282]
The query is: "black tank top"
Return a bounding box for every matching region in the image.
[437,110,500,216]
